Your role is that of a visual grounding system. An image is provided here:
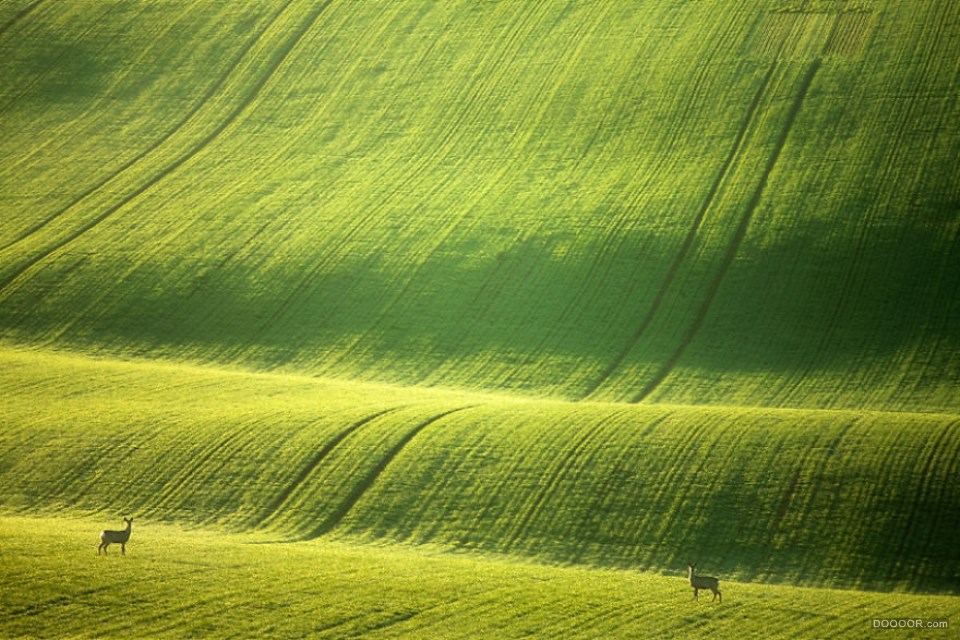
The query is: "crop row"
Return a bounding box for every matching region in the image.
[2,345,957,592]
[0,1,957,412]
[4,514,958,639]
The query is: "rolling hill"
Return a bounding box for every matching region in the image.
[1,0,958,636]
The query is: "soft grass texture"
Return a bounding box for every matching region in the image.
[0,0,957,408]
[2,346,957,594]
[1,514,956,639]
[2,0,960,637]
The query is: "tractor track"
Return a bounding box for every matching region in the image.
[631,59,821,403]
[304,405,474,540]
[0,0,332,294]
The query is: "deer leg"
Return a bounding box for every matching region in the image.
[121,543,125,556]
[693,588,698,601]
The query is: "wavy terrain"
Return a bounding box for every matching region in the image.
[1,0,958,636]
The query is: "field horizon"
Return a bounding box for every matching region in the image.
[2,0,959,636]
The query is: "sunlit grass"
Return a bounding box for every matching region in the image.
[0,0,957,409]
[2,345,957,594]
[1,514,956,639]
[1,0,959,637]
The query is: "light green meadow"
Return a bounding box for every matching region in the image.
[1,0,958,637]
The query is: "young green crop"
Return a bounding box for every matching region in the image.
[0,0,957,409]
[2,346,957,593]
[1,0,959,636]
[1,514,956,639]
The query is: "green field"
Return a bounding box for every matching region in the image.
[1,514,956,639]
[1,0,958,637]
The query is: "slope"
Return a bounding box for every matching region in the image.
[2,346,957,593]
[0,0,957,410]
[2,514,958,639]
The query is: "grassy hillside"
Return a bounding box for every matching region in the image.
[1,514,957,639]
[0,0,957,409]
[2,346,957,594]
[1,0,959,636]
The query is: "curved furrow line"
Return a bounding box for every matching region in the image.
[0,2,292,254]
[303,405,476,540]
[895,419,960,571]
[309,6,592,379]
[147,421,265,519]
[677,416,761,570]
[0,0,44,40]
[784,92,924,408]
[579,60,779,400]
[907,223,960,405]
[775,221,865,408]
[911,1,952,91]
[253,407,402,530]
[408,6,616,386]
[914,419,960,585]
[503,407,636,551]
[295,8,568,367]
[654,3,746,155]
[550,55,698,310]
[100,429,212,516]
[774,174,880,406]
[324,5,562,288]
[791,415,861,576]
[581,8,815,402]
[108,11,370,352]
[631,59,821,403]
[885,174,960,409]
[622,415,709,561]
[530,166,640,357]
[769,426,820,537]
[650,415,740,557]
[0,1,203,195]
[17,424,142,517]
[566,411,680,557]
[55,429,146,507]
[490,4,666,330]
[56,204,281,345]
[497,411,604,548]
[578,9,806,399]
[838,8,958,410]
[0,0,332,295]
[539,142,690,379]
[592,410,709,564]
[246,9,458,347]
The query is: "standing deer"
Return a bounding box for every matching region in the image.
[98,517,133,556]
[688,564,721,603]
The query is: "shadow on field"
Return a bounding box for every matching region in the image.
[0,17,112,109]
[2,204,959,397]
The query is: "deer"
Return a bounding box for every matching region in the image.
[688,563,721,603]
[98,517,133,556]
